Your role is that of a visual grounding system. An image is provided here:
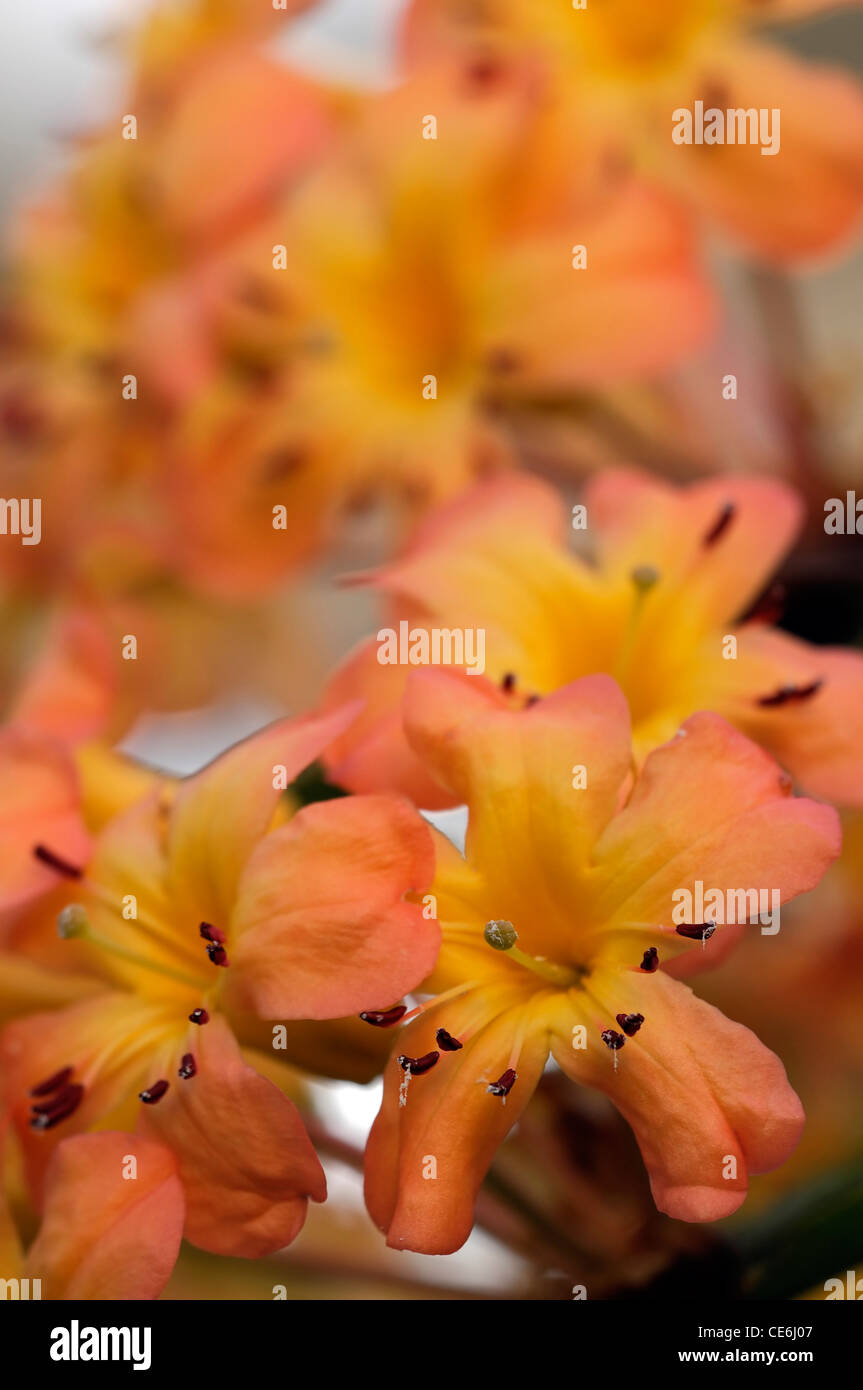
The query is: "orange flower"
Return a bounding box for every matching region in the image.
[364,671,840,1253]
[323,470,863,809]
[402,0,863,262]
[1,707,439,1256]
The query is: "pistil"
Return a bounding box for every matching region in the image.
[483,920,584,987]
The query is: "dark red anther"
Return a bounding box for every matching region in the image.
[199,922,226,944]
[702,501,736,547]
[206,943,229,967]
[616,1012,644,1037]
[32,844,83,879]
[436,1028,464,1052]
[178,1053,196,1080]
[139,1079,170,1105]
[756,679,823,708]
[640,947,659,972]
[501,672,517,694]
[188,1008,210,1025]
[359,1005,407,1028]
[601,1029,626,1051]
[487,1068,517,1097]
[675,923,716,941]
[525,694,541,708]
[742,581,786,626]
[398,1051,440,1076]
[29,1083,84,1129]
[29,1065,74,1097]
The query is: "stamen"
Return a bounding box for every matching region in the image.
[188,1008,210,1025]
[29,1065,74,1097]
[400,979,479,1025]
[58,905,209,991]
[33,844,83,879]
[639,947,659,972]
[702,501,736,547]
[29,1082,85,1130]
[487,1068,517,1098]
[436,1028,463,1052]
[756,679,823,708]
[616,1012,644,1037]
[601,1028,625,1050]
[205,943,230,967]
[199,922,226,944]
[178,1053,196,1080]
[675,923,716,942]
[139,1079,170,1105]
[360,1005,407,1028]
[501,672,517,694]
[398,1052,440,1076]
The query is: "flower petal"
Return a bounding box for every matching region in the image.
[551,969,804,1221]
[230,794,438,1018]
[138,1016,325,1257]
[365,984,549,1254]
[167,704,359,931]
[489,182,716,384]
[587,468,802,628]
[667,41,863,262]
[24,1132,183,1300]
[587,711,841,968]
[732,627,863,807]
[0,730,90,925]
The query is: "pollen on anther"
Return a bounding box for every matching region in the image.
[601,1028,625,1051]
[206,942,229,967]
[639,947,659,972]
[199,922,227,944]
[616,1012,644,1037]
[360,1005,407,1028]
[189,1007,210,1024]
[178,1053,196,1080]
[436,1028,464,1052]
[398,1051,439,1076]
[487,1067,516,1097]
[29,1082,85,1129]
[675,923,716,942]
[139,1079,170,1104]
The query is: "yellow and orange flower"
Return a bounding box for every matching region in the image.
[1,706,439,1257]
[324,470,863,809]
[402,0,863,262]
[364,670,840,1253]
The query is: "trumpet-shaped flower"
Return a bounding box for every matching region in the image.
[324,470,863,809]
[1,707,438,1256]
[402,0,863,262]
[364,671,840,1253]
